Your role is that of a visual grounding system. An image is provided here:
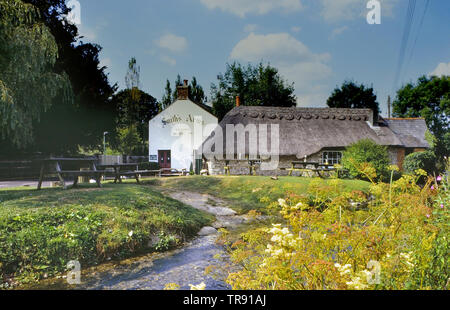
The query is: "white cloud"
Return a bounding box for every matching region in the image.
[429,62,450,77]
[330,26,349,38]
[156,34,188,53]
[244,24,258,32]
[230,32,332,107]
[78,24,98,41]
[99,57,111,68]
[319,0,398,22]
[231,33,330,64]
[200,0,303,18]
[297,90,330,107]
[160,55,177,66]
[291,26,302,33]
[77,19,109,42]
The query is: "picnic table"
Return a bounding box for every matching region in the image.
[97,163,163,184]
[224,160,258,176]
[288,161,336,178]
[37,158,106,190]
[160,168,188,177]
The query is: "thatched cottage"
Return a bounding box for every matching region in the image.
[200,103,429,176]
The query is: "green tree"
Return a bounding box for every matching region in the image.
[109,58,159,155]
[116,125,144,156]
[403,150,437,176]
[211,62,296,120]
[161,79,172,110]
[125,57,141,102]
[0,0,72,148]
[166,75,206,105]
[327,81,380,121]
[342,139,390,181]
[110,88,159,154]
[189,77,206,104]
[172,74,182,100]
[393,75,450,164]
[0,0,118,155]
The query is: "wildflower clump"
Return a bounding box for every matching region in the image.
[226,162,449,290]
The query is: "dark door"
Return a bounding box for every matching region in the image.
[158,150,171,169]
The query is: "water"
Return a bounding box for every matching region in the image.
[28,191,249,290]
[62,235,231,290]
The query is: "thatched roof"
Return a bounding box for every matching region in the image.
[201,106,428,159]
[384,118,429,148]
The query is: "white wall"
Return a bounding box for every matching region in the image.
[149,99,218,170]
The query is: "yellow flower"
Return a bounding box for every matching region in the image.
[189,282,206,290]
[389,165,400,172]
[164,283,180,290]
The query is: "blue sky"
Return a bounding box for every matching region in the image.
[73,0,450,117]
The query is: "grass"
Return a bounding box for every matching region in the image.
[0,183,214,287]
[146,176,370,214]
[0,175,370,288]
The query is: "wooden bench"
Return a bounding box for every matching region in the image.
[97,163,163,184]
[288,162,336,178]
[37,158,107,190]
[160,168,188,177]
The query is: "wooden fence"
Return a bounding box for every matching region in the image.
[0,155,152,181]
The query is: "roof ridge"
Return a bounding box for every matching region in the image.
[227,106,374,122]
[385,117,425,120]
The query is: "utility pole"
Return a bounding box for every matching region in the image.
[387,96,391,118]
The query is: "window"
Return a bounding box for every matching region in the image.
[322,151,342,165]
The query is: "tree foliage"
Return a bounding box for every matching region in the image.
[166,75,206,107]
[189,76,205,104]
[110,88,159,155]
[0,0,117,155]
[341,139,390,181]
[115,125,145,156]
[171,74,182,100]
[125,57,140,90]
[327,81,380,121]
[161,79,172,110]
[0,0,72,148]
[211,62,296,120]
[393,75,450,162]
[403,150,437,176]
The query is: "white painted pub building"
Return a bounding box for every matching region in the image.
[148,80,218,172]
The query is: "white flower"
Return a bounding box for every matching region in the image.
[278,199,287,207]
[128,231,134,237]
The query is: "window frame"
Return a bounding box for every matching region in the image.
[321,151,343,165]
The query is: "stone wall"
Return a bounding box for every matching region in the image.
[207,147,413,176]
[207,155,325,176]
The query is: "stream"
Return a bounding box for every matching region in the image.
[29,191,252,290]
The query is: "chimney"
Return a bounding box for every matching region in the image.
[177,79,189,100]
[236,95,241,107]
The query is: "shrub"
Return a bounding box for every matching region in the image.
[137,162,160,170]
[341,139,390,181]
[403,150,436,176]
[224,164,448,290]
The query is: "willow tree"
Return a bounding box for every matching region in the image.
[0,0,72,148]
